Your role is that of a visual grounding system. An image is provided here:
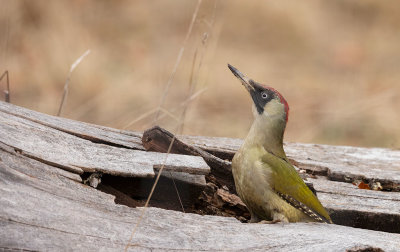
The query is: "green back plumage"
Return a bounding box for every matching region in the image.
[261,152,332,223]
[262,153,331,222]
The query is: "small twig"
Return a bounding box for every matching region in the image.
[0,70,10,102]
[57,49,91,116]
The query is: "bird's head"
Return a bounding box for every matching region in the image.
[228,64,289,123]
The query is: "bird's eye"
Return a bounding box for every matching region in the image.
[261,92,268,99]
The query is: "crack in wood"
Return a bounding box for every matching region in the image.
[0,217,122,242]
[3,142,85,175]
[0,102,144,150]
[0,247,38,252]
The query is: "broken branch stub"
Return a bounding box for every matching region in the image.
[142,126,235,191]
[142,126,231,173]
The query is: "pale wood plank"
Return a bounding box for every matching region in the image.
[309,177,400,233]
[0,101,143,150]
[0,110,209,177]
[181,135,400,190]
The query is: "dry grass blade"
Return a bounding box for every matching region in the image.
[122,107,159,130]
[0,70,10,103]
[178,50,198,133]
[169,170,186,213]
[1,2,10,103]
[152,0,203,125]
[124,136,178,251]
[126,99,199,249]
[56,49,91,116]
[122,87,207,130]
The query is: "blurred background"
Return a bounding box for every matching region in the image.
[1,0,399,148]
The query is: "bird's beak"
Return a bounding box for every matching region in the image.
[228,64,255,92]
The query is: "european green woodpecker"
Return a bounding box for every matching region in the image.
[228,64,332,224]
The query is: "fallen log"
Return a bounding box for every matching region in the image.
[1,101,400,251]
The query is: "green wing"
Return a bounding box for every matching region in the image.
[261,152,332,223]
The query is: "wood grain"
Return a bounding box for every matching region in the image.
[181,135,400,191]
[0,106,210,178]
[0,101,144,150]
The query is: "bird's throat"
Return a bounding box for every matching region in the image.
[244,111,287,159]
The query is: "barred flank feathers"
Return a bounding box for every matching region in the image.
[275,191,331,224]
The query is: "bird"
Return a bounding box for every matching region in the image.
[228,64,332,224]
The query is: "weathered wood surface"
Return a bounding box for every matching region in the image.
[1,144,399,251]
[2,101,400,251]
[309,178,400,233]
[0,101,144,150]
[0,102,209,178]
[4,101,398,188]
[182,135,400,191]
